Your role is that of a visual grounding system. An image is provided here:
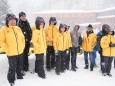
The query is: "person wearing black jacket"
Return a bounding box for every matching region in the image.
[18,12,32,72]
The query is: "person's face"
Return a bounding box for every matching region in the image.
[104,27,109,32]
[60,27,65,32]
[51,21,55,25]
[108,31,112,35]
[87,28,92,32]
[8,18,16,26]
[74,25,79,30]
[20,15,26,21]
[40,22,44,28]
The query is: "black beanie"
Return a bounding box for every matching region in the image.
[19,12,26,18]
[87,24,93,29]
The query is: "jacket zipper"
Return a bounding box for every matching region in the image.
[12,27,19,55]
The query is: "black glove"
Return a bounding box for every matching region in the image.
[109,42,115,47]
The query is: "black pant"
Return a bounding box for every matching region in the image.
[114,57,115,67]
[66,48,71,69]
[55,51,66,73]
[7,54,23,83]
[35,54,45,77]
[46,46,55,70]
[71,46,78,69]
[103,56,113,74]
[23,42,30,71]
[99,53,105,73]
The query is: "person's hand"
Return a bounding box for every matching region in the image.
[109,42,115,47]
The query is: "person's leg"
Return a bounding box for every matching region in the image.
[89,52,94,71]
[36,54,46,78]
[114,57,115,68]
[7,56,17,84]
[103,56,109,74]
[46,46,51,71]
[66,48,71,70]
[51,46,55,69]
[74,47,78,68]
[100,54,105,73]
[92,51,96,65]
[71,47,76,71]
[61,51,66,72]
[23,43,30,71]
[106,57,113,76]
[16,54,23,79]
[84,51,89,69]
[55,51,61,75]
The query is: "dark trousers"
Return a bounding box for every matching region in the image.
[55,51,66,73]
[99,53,105,73]
[46,46,55,70]
[84,51,94,69]
[23,42,30,71]
[7,54,23,83]
[35,54,45,77]
[114,57,115,67]
[71,46,78,69]
[66,48,71,69]
[103,56,113,74]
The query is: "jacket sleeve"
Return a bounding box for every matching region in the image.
[101,37,109,49]
[69,33,72,48]
[45,27,50,42]
[0,29,9,53]
[53,33,58,50]
[18,27,25,49]
[92,34,97,48]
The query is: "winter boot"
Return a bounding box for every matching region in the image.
[71,67,77,72]
[90,64,94,71]
[107,73,112,77]
[102,73,107,76]
[10,83,14,86]
[84,65,89,69]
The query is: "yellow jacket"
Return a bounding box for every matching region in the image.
[101,35,115,57]
[66,31,72,49]
[45,25,58,46]
[53,32,68,51]
[32,27,47,54]
[32,26,36,33]
[82,32,97,52]
[0,26,25,56]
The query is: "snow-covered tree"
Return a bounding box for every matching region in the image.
[0,0,10,28]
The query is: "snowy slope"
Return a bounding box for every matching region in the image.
[0,54,115,86]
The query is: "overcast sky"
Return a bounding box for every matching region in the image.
[8,0,115,25]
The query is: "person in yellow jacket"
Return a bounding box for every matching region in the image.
[82,24,97,71]
[0,14,25,85]
[65,25,72,70]
[101,29,115,77]
[32,16,46,79]
[45,17,58,71]
[53,23,68,75]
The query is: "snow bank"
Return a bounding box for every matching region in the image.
[0,54,115,86]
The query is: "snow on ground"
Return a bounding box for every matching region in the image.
[0,53,115,86]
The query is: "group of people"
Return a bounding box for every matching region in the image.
[0,12,115,86]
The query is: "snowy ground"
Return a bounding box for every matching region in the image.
[0,53,115,86]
